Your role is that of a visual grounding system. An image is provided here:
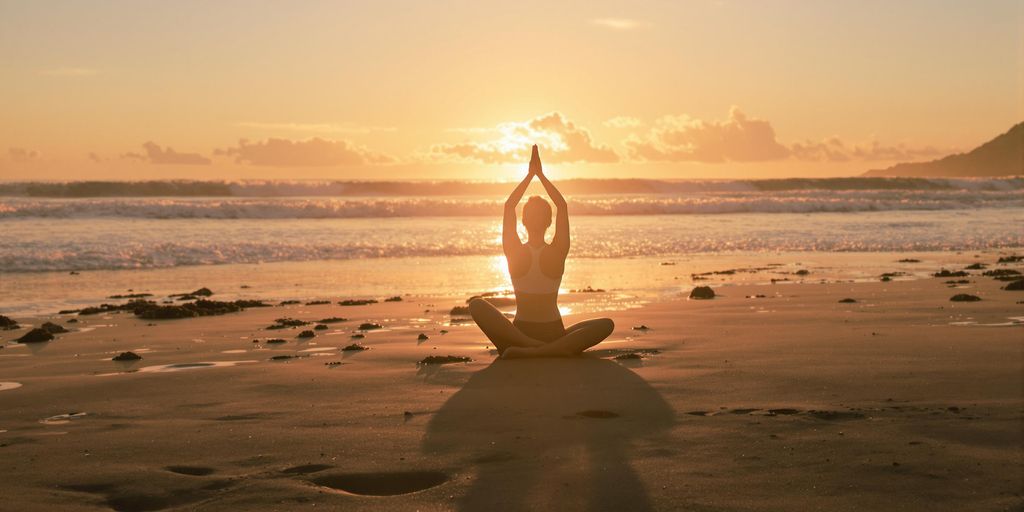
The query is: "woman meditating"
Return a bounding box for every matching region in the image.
[469,145,615,358]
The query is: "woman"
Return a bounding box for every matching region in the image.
[469,145,615,358]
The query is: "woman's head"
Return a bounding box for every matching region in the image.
[522,195,552,233]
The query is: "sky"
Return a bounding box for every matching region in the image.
[1,0,1021,181]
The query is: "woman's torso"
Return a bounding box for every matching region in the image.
[509,244,564,323]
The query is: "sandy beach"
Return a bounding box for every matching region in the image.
[1,258,1021,511]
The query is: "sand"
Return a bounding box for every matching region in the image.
[0,273,1021,511]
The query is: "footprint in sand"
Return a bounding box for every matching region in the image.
[308,471,449,496]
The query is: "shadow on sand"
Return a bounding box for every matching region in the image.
[424,356,673,511]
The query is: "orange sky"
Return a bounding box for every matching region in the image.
[1,0,1021,181]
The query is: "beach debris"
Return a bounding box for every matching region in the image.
[384,296,403,302]
[880,276,892,282]
[661,262,676,266]
[342,344,369,351]
[314,324,329,330]
[339,299,378,306]
[417,333,429,341]
[439,329,448,334]
[794,269,810,276]
[449,306,471,316]
[358,322,382,330]
[107,292,154,299]
[632,325,651,331]
[689,286,715,299]
[265,338,287,344]
[40,322,69,334]
[317,317,348,323]
[17,328,55,343]
[169,287,213,299]
[949,294,982,302]
[964,263,987,270]
[933,269,969,278]
[1002,279,1024,291]
[351,334,365,339]
[997,255,1023,263]
[270,355,300,361]
[297,330,316,338]
[325,361,343,366]
[571,286,606,293]
[838,298,858,303]
[613,353,644,360]
[982,269,1021,278]
[0,315,20,330]
[279,300,301,305]
[66,318,78,323]
[112,351,142,361]
[897,258,921,263]
[69,271,80,275]
[417,355,471,365]
[267,317,310,330]
[747,294,767,298]
[306,300,331,305]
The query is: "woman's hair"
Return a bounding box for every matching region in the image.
[522,195,552,229]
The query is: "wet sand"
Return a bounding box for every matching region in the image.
[0,273,1022,511]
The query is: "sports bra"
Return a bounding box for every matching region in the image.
[511,245,562,295]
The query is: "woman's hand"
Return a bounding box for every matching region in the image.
[528,144,543,177]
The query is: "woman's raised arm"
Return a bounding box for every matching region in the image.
[502,165,534,252]
[533,147,569,253]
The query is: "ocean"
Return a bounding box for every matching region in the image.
[1,177,1021,316]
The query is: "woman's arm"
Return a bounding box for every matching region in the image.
[502,169,533,252]
[533,149,569,253]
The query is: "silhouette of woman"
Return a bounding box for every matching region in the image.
[469,145,615,358]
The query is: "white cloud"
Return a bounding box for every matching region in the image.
[590,18,649,31]
[625,107,790,162]
[235,122,396,134]
[216,138,395,166]
[430,112,618,164]
[604,116,643,129]
[123,142,211,165]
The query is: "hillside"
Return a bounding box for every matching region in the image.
[864,122,1023,177]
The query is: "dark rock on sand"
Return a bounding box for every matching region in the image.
[266,318,309,330]
[107,293,154,299]
[417,333,429,341]
[1002,279,1024,291]
[384,296,403,302]
[418,355,471,365]
[898,258,921,263]
[279,300,301,305]
[297,330,316,338]
[306,300,331,305]
[794,269,810,276]
[632,325,651,330]
[40,322,69,334]
[964,263,987,270]
[270,355,298,361]
[17,328,54,343]
[838,298,857,303]
[233,299,271,308]
[933,269,969,278]
[342,344,369,351]
[350,334,365,339]
[880,276,892,282]
[317,317,348,323]
[358,323,382,330]
[58,309,80,314]
[129,299,264,320]
[66,318,78,323]
[450,306,471,316]
[339,299,378,306]
[949,294,982,302]
[314,324,328,330]
[997,255,1023,263]
[264,338,287,344]
[0,315,19,330]
[689,286,715,299]
[571,286,606,293]
[982,269,1021,278]
[112,351,142,361]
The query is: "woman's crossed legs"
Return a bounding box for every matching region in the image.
[468,298,614,358]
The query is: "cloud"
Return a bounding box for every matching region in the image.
[39,67,98,77]
[604,116,643,129]
[625,107,790,163]
[235,122,396,134]
[430,112,619,164]
[215,138,395,166]
[123,142,212,165]
[789,138,947,162]
[8,147,40,163]
[590,18,649,30]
